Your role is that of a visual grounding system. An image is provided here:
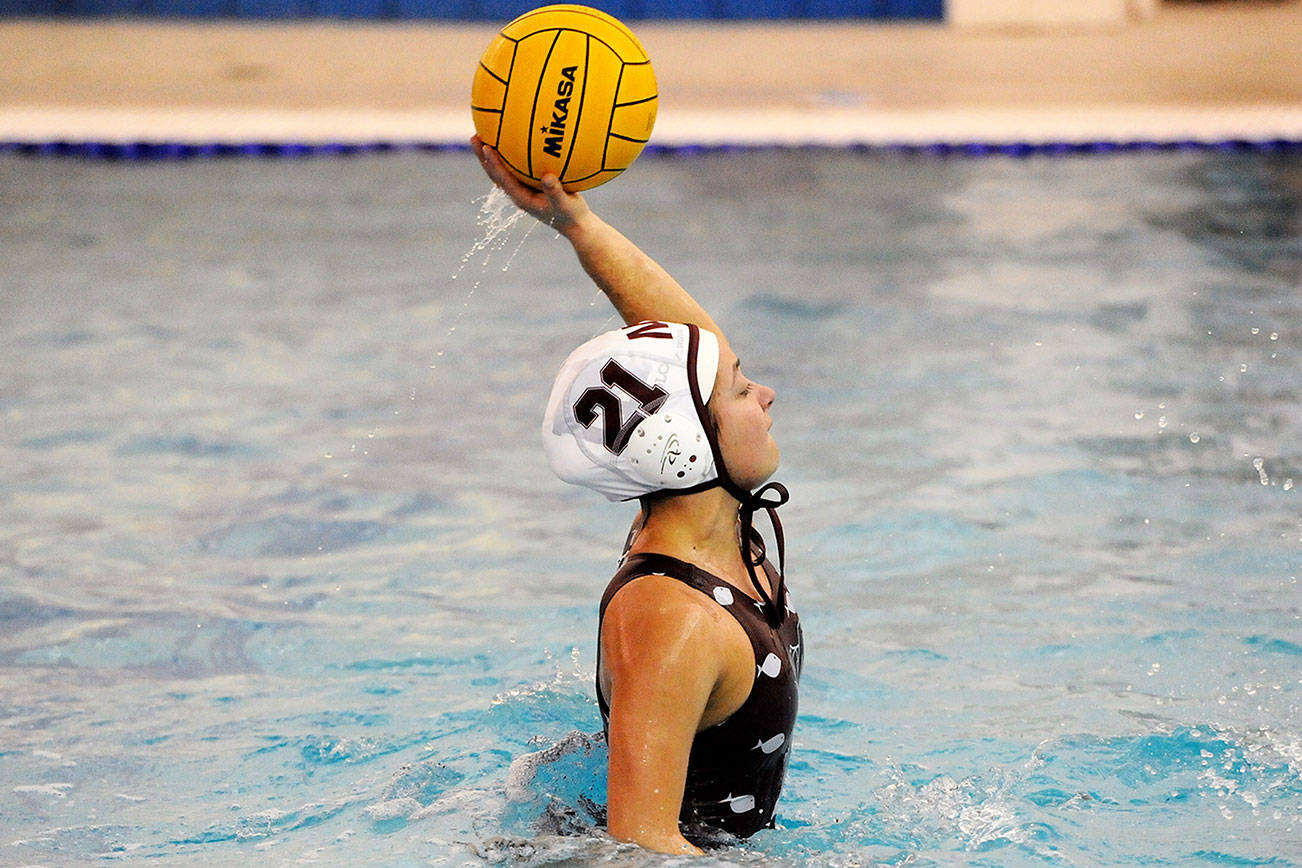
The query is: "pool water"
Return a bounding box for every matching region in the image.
[1,148,1299,866]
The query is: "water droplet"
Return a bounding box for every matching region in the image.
[1240,363,1249,373]
[1159,401,1167,410]
[1253,457,1269,486]
[1158,416,1168,429]
[1284,479,1294,491]
[1269,332,1279,341]
[1251,327,1260,335]
[1134,411,1145,420]
[1189,433,1200,444]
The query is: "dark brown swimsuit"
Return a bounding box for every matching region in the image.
[597,551,803,843]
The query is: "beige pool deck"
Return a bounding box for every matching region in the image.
[2,1,1301,145]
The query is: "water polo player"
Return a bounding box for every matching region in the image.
[473,136,803,856]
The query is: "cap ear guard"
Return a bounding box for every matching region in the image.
[691,327,719,411]
[625,409,716,490]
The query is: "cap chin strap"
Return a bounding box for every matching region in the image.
[724,477,790,626]
[680,322,789,625]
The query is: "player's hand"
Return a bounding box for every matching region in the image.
[471,135,591,234]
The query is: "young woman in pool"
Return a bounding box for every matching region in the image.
[472,137,802,856]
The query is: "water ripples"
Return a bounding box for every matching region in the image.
[3,149,1300,866]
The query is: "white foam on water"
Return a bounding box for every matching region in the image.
[505,730,604,803]
[12,782,74,797]
[363,796,422,821]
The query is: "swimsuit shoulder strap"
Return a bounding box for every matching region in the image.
[598,551,711,622]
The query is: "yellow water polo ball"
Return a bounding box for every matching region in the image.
[471,4,658,192]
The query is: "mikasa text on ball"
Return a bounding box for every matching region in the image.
[471,4,658,192]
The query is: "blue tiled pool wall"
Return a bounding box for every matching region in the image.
[0,0,943,19]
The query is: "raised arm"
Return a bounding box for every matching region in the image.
[471,136,722,335]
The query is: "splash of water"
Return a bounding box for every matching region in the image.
[432,188,538,376]
[452,187,537,286]
[318,188,537,476]
[505,730,604,804]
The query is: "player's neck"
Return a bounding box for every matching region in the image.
[628,488,750,588]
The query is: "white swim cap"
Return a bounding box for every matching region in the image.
[542,321,720,501]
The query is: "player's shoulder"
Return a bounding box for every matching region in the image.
[611,571,744,642]
[607,572,719,620]
[600,568,757,716]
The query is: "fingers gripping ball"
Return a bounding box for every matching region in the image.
[471,4,657,192]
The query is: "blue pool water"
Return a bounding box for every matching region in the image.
[1,148,1299,866]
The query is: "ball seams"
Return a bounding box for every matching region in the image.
[514,30,642,184]
[502,6,649,62]
[557,34,592,182]
[472,7,655,190]
[500,28,648,68]
[475,62,508,87]
[599,59,623,172]
[614,93,657,108]
[524,30,562,180]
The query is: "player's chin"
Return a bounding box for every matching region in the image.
[740,447,781,490]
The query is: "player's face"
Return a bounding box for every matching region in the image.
[709,342,778,491]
